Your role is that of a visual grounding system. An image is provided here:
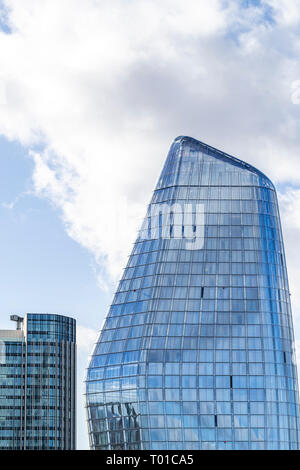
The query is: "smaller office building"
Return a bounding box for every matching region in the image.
[0,313,76,450]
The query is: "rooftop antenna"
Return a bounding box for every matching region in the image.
[10,315,24,330]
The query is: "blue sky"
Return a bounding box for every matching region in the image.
[0,137,110,322]
[0,135,112,448]
[1,0,300,450]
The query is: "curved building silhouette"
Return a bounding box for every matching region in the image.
[85,136,300,450]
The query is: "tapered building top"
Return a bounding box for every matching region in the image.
[156,135,274,190]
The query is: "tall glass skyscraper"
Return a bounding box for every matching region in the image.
[0,313,76,450]
[85,136,300,450]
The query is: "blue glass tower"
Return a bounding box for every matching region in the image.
[85,136,300,450]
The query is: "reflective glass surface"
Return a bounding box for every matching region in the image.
[86,136,300,450]
[0,337,25,449]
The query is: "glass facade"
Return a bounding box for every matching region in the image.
[85,135,300,450]
[0,313,76,450]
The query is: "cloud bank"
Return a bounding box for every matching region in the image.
[77,324,98,354]
[0,0,300,297]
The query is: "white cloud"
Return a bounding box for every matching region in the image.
[0,0,300,291]
[265,0,300,25]
[76,324,98,354]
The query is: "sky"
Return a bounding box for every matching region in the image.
[0,0,300,449]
